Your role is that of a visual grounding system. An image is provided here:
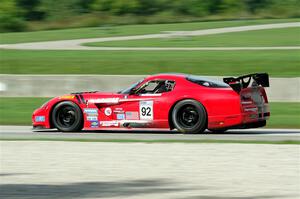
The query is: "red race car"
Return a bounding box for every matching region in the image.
[32,73,270,133]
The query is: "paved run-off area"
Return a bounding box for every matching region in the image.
[1,126,300,142]
[0,141,299,199]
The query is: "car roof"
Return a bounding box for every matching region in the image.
[146,73,229,88]
[147,73,187,79]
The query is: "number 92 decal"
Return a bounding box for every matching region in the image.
[139,101,153,120]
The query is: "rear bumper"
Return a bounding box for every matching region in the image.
[208,111,270,130]
[208,114,243,129]
[242,111,270,124]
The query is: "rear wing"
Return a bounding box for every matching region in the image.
[223,73,269,92]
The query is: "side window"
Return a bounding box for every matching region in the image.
[136,80,175,94]
[142,81,158,93]
[186,76,229,88]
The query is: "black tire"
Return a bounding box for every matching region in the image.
[171,99,207,134]
[52,101,83,132]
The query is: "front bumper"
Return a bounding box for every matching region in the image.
[32,107,50,129]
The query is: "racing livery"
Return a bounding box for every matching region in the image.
[32,73,270,133]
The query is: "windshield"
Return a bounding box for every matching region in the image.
[118,79,144,94]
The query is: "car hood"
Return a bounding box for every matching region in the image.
[72,91,124,104]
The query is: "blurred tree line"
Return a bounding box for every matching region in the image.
[0,0,299,32]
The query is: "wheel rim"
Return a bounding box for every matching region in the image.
[177,105,200,128]
[56,105,77,128]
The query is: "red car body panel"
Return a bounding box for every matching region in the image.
[32,74,270,131]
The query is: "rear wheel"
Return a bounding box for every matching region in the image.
[52,101,83,132]
[171,99,207,134]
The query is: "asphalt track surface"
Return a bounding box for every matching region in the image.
[0,22,299,50]
[1,141,300,199]
[1,125,299,142]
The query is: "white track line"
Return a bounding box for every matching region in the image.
[0,22,299,50]
[1,125,299,134]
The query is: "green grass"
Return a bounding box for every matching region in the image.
[1,49,299,77]
[0,97,299,128]
[1,138,299,145]
[85,27,300,47]
[268,103,300,128]
[0,18,299,44]
[0,98,50,125]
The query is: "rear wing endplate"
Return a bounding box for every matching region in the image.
[223,73,269,92]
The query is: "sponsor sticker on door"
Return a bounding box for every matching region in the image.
[117,113,125,120]
[100,121,119,127]
[139,101,153,120]
[104,107,112,116]
[125,112,139,120]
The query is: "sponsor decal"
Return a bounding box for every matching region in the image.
[139,100,153,120]
[87,116,98,121]
[114,108,124,114]
[59,95,75,100]
[84,108,98,115]
[100,121,119,127]
[35,116,45,122]
[104,107,112,116]
[117,113,125,120]
[88,98,119,104]
[91,121,99,128]
[125,111,139,120]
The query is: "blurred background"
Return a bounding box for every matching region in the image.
[0,0,300,32]
[0,0,299,128]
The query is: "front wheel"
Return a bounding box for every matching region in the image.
[51,101,83,132]
[171,99,207,134]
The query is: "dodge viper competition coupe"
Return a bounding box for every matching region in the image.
[32,73,270,133]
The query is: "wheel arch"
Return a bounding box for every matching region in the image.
[48,100,83,129]
[168,98,208,130]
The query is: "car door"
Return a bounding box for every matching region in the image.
[115,79,175,128]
